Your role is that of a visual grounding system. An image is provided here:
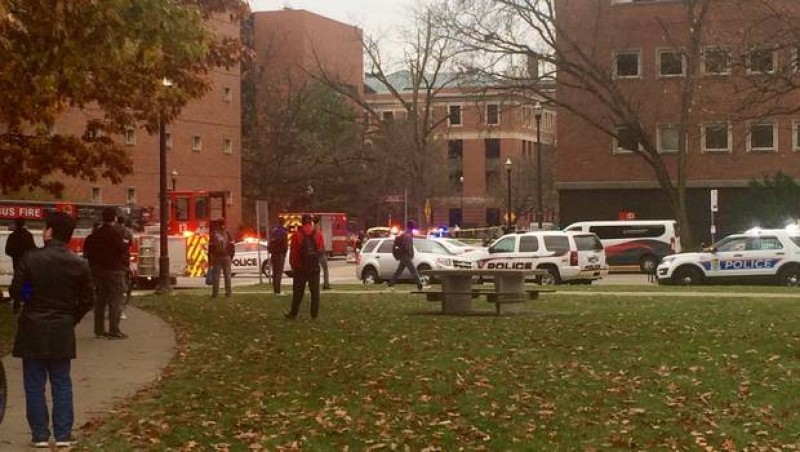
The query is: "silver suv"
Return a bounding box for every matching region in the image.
[461,231,609,285]
[355,237,472,285]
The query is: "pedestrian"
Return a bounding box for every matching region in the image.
[267,220,288,295]
[314,216,332,290]
[5,218,37,274]
[84,207,128,339]
[115,216,134,319]
[285,214,324,319]
[387,221,427,291]
[209,218,234,298]
[10,211,94,448]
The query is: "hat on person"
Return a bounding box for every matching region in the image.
[406,221,416,230]
[301,214,314,225]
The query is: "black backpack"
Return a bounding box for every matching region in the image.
[268,227,287,254]
[392,234,405,260]
[300,231,320,269]
[210,230,228,256]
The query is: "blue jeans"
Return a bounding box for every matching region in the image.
[22,358,73,442]
[389,257,423,290]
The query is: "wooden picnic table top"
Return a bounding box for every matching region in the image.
[420,269,546,277]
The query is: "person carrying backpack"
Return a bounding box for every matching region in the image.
[267,220,289,295]
[388,221,426,291]
[208,218,235,298]
[285,214,325,319]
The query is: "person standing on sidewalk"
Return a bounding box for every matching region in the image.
[285,214,324,319]
[84,207,128,339]
[209,218,235,298]
[115,216,134,319]
[11,211,94,448]
[314,216,332,290]
[267,220,288,295]
[387,221,426,291]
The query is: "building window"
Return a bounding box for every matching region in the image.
[223,86,232,102]
[702,47,731,75]
[613,126,639,154]
[449,208,463,228]
[165,132,172,150]
[484,138,500,159]
[521,106,532,128]
[748,121,777,152]
[613,50,641,78]
[448,105,462,126]
[448,140,463,160]
[124,127,136,146]
[486,103,500,125]
[192,135,202,152]
[702,123,731,153]
[748,49,776,74]
[223,138,233,155]
[793,121,800,151]
[126,187,136,205]
[658,50,685,77]
[382,111,395,122]
[486,208,501,227]
[91,187,101,203]
[792,47,800,72]
[225,190,233,206]
[657,124,682,154]
[485,171,499,190]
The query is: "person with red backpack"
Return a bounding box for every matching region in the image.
[285,214,325,319]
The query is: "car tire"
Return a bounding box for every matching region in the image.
[362,267,380,285]
[639,255,659,274]
[538,265,561,285]
[417,264,432,285]
[777,266,800,287]
[672,266,703,285]
[261,261,272,279]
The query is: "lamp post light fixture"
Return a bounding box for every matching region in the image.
[534,101,544,230]
[156,78,173,295]
[505,158,513,232]
[459,175,464,226]
[171,170,178,191]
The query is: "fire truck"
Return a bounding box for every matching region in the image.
[279,212,349,257]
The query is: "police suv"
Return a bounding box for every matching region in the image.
[461,231,609,285]
[656,227,800,286]
[231,240,272,278]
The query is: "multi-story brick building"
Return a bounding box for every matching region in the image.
[555,0,800,242]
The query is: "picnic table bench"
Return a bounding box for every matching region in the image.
[413,269,554,315]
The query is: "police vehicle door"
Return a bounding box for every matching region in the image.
[480,235,518,269]
[710,236,781,278]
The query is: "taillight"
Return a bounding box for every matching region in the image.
[570,251,578,266]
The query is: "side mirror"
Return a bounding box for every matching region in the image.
[703,245,716,253]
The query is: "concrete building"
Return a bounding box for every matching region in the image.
[555,0,800,241]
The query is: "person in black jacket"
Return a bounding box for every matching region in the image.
[267,220,288,295]
[387,221,426,291]
[5,218,36,273]
[11,211,94,448]
[83,208,128,339]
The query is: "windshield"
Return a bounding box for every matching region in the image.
[415,239,455,255]
[442,238,472,248]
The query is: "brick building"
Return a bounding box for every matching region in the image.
[555,0,800,242]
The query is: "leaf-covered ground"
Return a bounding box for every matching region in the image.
[72,290,800,450]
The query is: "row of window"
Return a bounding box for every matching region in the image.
[379,103,555,131]
[89,186,234,207]
[614,121,800,154]
[614,46,793,79]
[122,128,234,155]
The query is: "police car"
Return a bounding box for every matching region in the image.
[461,231,609,285]
[656,227,800,286]
[231,240,272,278]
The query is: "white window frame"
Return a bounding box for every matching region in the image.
[223,86,232,103]
[613,49,641,79]
[91,187,102,203]
[701,122,732,153]
[126,187,136,205]
[124,126,136,146]
[612,125,639,155]
[381,110,395,122]
[486,103,500,125]
[223,138,233,155]
[165,132,172,150]
[746,121,778,152]
[656,123,686,154]
[192,135,202,152]
[448,104,463,127]
[747,48,777,75]
[658,49,686,77]
[702,46,731,76]
[793,120,800,151]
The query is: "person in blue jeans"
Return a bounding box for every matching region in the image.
[10,212,94,448]
[388,221,426,290]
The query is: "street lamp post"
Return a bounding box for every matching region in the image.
[459,175,464,226]
[534,102,544,230]
[156,78,173,295]
[505,158,513,232]
[171,170,178,192]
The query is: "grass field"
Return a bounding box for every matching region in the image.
[69,288,800,450]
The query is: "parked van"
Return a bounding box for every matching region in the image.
[563,220,681,273]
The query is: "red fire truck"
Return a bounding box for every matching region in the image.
[279,212,349,257]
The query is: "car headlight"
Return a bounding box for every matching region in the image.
[436,258,453,267]
[659,256,676,266]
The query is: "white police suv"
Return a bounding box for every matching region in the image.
[656,227,800,286]
[231,240,272,278]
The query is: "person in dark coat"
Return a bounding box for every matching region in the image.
[11,211,94,447]
[83,207,128,339]
[267,220,289,295]
[5,218,37,272]
[285,214,325,319]
[209,218,235,298]
[387,221,425,291]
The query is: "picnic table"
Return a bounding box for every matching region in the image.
[414,269,553,315]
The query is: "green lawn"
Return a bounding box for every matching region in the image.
[75,289,799,450]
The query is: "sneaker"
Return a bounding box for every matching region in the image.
[107,332,128,340]
[31,441,49,448]
[283,313,296,320]
[120,313,127,320]
[55,439,74,448]
[422,285,432,290]
[95,332,108,338]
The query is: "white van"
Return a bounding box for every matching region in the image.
[564,220,681,273]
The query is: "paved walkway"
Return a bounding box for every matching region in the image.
[0,307,176,450]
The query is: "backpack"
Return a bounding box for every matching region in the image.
[210,230,229,256]
[268,227,287,254]
[392,234,406,260]
[300,231,320,269]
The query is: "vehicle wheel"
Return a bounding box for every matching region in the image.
[361,267,380,285]
[777,266,800,287]
[0,360,6,425]
[261,261,272,280]
[417,264,433,285]
[640,255,659,274]
[538,266,561,285]
[672,266,703,285]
